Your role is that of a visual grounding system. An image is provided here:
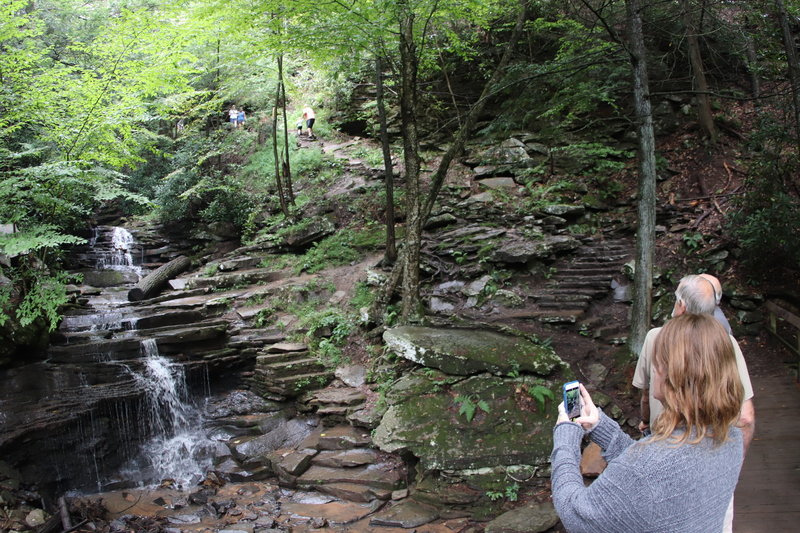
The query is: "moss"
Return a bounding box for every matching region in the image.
[373,373,567,472]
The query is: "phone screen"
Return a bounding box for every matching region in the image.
[563,381,581,419]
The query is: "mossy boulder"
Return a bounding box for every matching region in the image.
[372,371,566,473]
[382,326,564,376]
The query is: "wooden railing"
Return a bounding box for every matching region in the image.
[765,300,800,381]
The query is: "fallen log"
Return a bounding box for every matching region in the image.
[127,255,191,302]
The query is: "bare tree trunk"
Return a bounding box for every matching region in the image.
[398,0,424,323]
[626,0,657,357]
[742,16,760,101]
[774,0,800,145]
[680,0,717,143]
[128,256,191,301]
[376,53,397,264]
[278,54,296,206]
[272,97,289,217]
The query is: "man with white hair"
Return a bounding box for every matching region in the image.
[633,274,755,533]
[700,273,732,334]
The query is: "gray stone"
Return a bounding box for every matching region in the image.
[307,388,366,406]
[737,310,763,324]
[424,213,458,229]
[730,298,758,311]
[430,297,455,312]
[82,269,138,287]
[229,418,315,466]
[334,365,367,387]
[583,362,609,385]
[539,204,586,218]
[478,177,518,189]
[484,502,559,533]
[312,448,382,468]
[490,289,524,308]
[465,275,492,297]
[370,499,440,528]
[24,509,47,528]
[383,326,564,376]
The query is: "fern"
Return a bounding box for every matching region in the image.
[527,385,555,412]
[455,394,491,422]
[0,225,85,257]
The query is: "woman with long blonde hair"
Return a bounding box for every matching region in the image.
[550,314,745,532]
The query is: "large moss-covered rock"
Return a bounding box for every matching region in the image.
[373,371,564,472]
[383,326,564,376]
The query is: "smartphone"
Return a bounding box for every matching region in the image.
[563,381,582,420]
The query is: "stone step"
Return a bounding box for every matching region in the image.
[271,371,334,396]
[548,279,611,289]
[297,464,405,492]
[534,294,593,304]
[556,267,619,276]
[551,274,614,283]
[256,358,327,379]
[537,301,589,310]
[256,351,311,365]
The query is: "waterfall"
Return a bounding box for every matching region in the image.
[96,226,142,278]
[120,340,214,489]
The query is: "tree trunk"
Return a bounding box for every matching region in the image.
[278,54,296,205]
[742,16,760,101]
[681,0,717,143]
[774,0,800,144]
[398,0,424,323]
[626,0,657,357]
[272,90,289,217]
[127,255,191,302]
[376,53,397,264]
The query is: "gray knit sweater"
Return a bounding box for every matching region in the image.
[551,412,743,533]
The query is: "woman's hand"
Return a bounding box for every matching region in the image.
[573,383,600,432]
[556,383,600,431]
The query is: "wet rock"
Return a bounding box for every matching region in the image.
[229,417,317,467]
[370,499,440,528]
[282,499,383,526]
[484,502,559,533]
[312,448,381,468]
[383,325,564,376]
[316,482,392,502]
[306,387,366,407]
[297,463,405,492]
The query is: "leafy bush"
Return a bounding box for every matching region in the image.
[727,118,800,274]
[298,223,385,274]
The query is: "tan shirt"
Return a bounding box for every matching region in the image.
[632,326,754,425]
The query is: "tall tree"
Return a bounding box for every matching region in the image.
[626,0,657,356]
[375,53,397,264]
[397,0,425,321]
[680,0,717,144]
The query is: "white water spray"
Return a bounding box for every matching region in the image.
[123,339,214,488]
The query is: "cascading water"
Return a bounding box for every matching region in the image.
[98,227,142,278]
[117,339,215,489]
